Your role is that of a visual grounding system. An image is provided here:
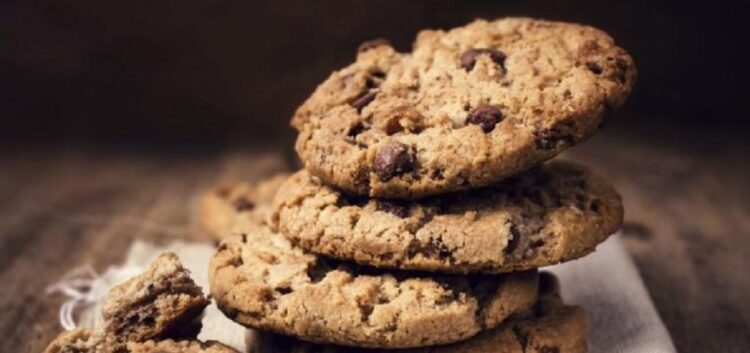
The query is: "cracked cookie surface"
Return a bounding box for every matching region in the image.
[45,253,236,353]
[101,252,210,342]
[271,161,622,274]
[293,17,636,198]
[254,272,587,353]
[200,174,289,241]
[208,230,538,348]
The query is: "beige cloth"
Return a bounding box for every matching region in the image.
[55,234,675,353]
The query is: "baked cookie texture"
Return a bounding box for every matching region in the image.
[293,17,636,198]
[101,252,210,342]
[254,272,586,353]
[208,230,539,348]
[44,329,106,353]
[44,253,238,353]
[45,332,237,353]
[127,339,238,353]
[271,161,622,273]
[200,174,289,241]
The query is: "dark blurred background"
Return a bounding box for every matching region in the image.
[1,0,746,150]
[2,3,750,352]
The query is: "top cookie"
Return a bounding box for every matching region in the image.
[293,17,636,198]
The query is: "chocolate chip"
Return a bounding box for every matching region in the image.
[351,91,377,112]
[232,197,255,212]
[374,142,415,181]
[466,105,503,132]
[276,286,292,295]
[586,62,603,75]
[505,224,521,253]
[384,116,404,135]
[460,48,506,71]
[376,200,410,218]
[347,122,368,138]
[358,38,391,53]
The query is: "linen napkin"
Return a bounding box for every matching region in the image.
[49,234,676,353]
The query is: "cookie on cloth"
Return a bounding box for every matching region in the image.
[101,252,210,341]
[254,272,587,353]
[44,253,238,353]
[208,230,538,349]
[271,161,622,274]
[200,174,289,241]
[293,17,636,198]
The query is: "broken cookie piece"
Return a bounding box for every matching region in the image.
[44,253,238,353]
[101,252,210,342]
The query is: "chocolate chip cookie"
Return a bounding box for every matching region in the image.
[45,253,236,353]
[101,252,210,342]
[271,161,622,274]
[293,18,636,198]
[200,174,289,241]
[208,230,539,348]
[254,272,587,353]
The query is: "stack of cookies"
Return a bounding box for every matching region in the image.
[205,17,635,353]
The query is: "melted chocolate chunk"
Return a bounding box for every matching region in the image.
[466,105,503,132]
[374,142,415,181]
[351,91,377,112]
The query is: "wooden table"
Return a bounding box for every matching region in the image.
[2,129,748,353]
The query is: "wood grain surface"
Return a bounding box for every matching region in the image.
[1,131,748,352]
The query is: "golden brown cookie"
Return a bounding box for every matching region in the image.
[293,18,636,198]
[101,252,210,342]
[44,253,232,353]
[254,273,587,353]
[271,162,622,274]
[208,230,538,348]
[200,174,289,241]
